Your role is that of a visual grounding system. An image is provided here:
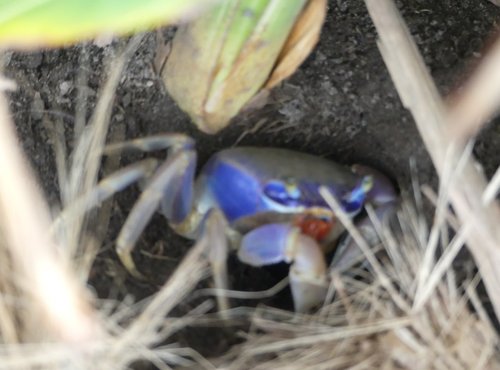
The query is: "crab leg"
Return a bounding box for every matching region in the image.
[105,134,198,224]
[199,209,230,312]
[105,135,233,312]
[56,134,198,279]
[54,158,159,226]
[104,133,194,154]
[95,134,198,278]
[238,223,328,312]
[115,149,196,278]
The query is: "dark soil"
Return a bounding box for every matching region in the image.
[3,0,500,361]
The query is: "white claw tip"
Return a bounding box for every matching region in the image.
[289,272,328,313]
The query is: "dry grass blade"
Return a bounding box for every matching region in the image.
[264,0,327,89]
[364,0,500,321]
[483,166,500,205]
[62,35,143,259]
[93,238,212,369]
[447,34,500,141]
[0,91,100,343]
[319,187,410,313]
[121,239,209,343]
[0,34,219,369]
[216,199,500,370]
[246,317,412,355]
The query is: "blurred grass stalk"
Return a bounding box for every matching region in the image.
[0,87,100,343]
[364,0,500,318]
[0,36,213,368]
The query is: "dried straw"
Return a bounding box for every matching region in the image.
[364,0,500,321]
[215,198,500,370]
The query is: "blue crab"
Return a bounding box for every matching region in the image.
[103,133,396,312]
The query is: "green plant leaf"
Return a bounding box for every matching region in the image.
[0,0,217,48]
[162,0,311,133]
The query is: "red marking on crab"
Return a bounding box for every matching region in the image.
[294,215,335,242]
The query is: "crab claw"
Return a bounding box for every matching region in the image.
[238,223,328,312]
[352,164,396,207]
[332,203,396,272]
[331,165,397,272]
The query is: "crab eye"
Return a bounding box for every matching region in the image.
[341,175,373,214]
[263,179,302,206]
